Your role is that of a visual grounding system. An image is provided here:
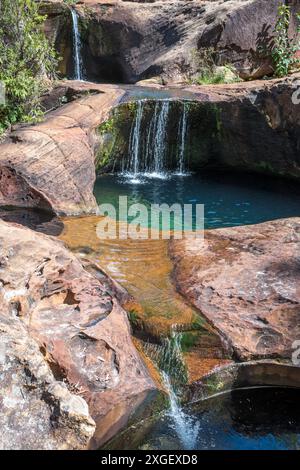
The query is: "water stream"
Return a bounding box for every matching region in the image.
[71,9,84,81]
[59,99,300,450]
[145,330,201,449]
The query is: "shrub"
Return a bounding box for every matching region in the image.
[0,0,58,135]
[272,3,300,77]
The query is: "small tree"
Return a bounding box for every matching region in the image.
[272,3,300,77]
[0,0,58,134]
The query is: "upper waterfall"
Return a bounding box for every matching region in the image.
[71,9,84,81]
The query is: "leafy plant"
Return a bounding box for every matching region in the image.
[272,3,300,77]
[0,0,58,135]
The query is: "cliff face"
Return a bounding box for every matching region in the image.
[40,0,300,84]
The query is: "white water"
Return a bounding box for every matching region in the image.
[123,100,170,182]
[176,102,188,175]
[122,100,191,183]
[127,100,144,175]
[152,100,170,174]
[71,9,84,81]
[162,372,200,450]
[145,330,200,450]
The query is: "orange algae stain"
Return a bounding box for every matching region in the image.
[132,338,164,390]
[58,215,228,380]
[59,215,201,334]
[184,353,233,384]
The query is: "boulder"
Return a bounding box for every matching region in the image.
[170,218,300,361]
[0,311,95,450]
[0,219,157,448]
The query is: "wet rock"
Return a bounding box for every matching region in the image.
[0,220,157,448]
[170,218,300,361]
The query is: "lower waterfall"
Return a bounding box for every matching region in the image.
[145,329,200,450]
[122,100,189,180]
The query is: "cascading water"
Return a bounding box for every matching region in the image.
[71,9,84,81]
[176,102,188,175]
[152,100,170,176]
[123,100,170,181]
[145,329,200,450]
[123,100,190,181]
[126,100,144,177]
[162,372,200,450]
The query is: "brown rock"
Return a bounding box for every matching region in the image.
[0,309,95,449]
[0,84,126,216]
[0,220,157,448]
[41,0,300,83]
[170,218,300,361]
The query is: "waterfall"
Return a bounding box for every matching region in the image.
[127,100,144,175]
[71,9,84,81]
[124,100,170,180]
[145,330,200,450]
[162,372,200,450]
[152,100,170,176]
[122,99,190,181]
[177,102,188,175]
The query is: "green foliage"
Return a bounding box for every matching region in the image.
[272,3,300,77]
[0,0,58,135]
[195,70,227,85]
[191,48,240,85]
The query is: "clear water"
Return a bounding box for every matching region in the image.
[94,172,300,230]
[109,387,300,450]
[94,172,300,450]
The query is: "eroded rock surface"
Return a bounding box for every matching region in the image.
[170,218,300,361]
[0,306,95,449]
[0,84,125,216]
[0,220,156,448]
[41,0,300,83]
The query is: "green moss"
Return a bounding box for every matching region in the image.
[128,310,140,328]
[205,375,226,394]
[180,332,199,352]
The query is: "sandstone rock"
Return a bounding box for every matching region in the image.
[170,218,300,361]
[0,220,157,448]
[0,309,95,449]
[1,74,300,215]
[41,0,300,83]
[0,83,125,216]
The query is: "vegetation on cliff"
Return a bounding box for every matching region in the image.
[272,3,300,77]
[0,0,57,135]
